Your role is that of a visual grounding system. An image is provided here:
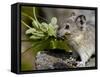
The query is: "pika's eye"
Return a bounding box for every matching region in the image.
[65,24,69,29]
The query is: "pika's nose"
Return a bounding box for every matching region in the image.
[57,33,63,40]
[57,33,61,38]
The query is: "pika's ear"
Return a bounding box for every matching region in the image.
[75,15,86,25]
[75,15,87,30]
[71,12,76,16]
[68,12,76,21]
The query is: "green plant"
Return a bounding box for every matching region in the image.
[21,7,71,53]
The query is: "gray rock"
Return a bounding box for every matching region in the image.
[35,49,77,70]
[35,49,95,70]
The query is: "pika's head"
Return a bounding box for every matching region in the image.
[57,13,87,39]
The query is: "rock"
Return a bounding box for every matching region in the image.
[35,49,77,70]
[85,57,95,67]
[35,49,95,70]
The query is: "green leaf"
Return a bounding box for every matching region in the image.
[31,39,51,52]
[41,22,48,32]
[31,32,45,37]
[51,17,57,25]
[30,35,41,39]
[32,20,39,28]
[25,28,36,34]
[56,40,71,52]
[48,24,56,36]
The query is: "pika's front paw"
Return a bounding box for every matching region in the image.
[76,61,85,67]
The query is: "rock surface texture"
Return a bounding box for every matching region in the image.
[35,49,95,70]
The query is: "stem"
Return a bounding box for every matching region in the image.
[37,15,48,22]
[21,20,31,29]
[51,39,56,49]
[22,12,48,22]
[33,7,38,23]
[22,46,33,54]
[33,7,45,31]
[21,12,34,21]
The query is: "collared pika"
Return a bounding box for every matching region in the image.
[57,14,95,67]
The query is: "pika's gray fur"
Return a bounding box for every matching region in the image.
[41,8,95,67]
[57,14,95,67]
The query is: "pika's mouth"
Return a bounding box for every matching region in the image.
[57,36,65,40]
[57,32,71,40]
[65,32,71,35]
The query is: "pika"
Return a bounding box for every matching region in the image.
[57,13,95,67]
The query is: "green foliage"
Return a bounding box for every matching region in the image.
[21,7,71,53]
[21,7,72,71]
[26,17,57,39]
